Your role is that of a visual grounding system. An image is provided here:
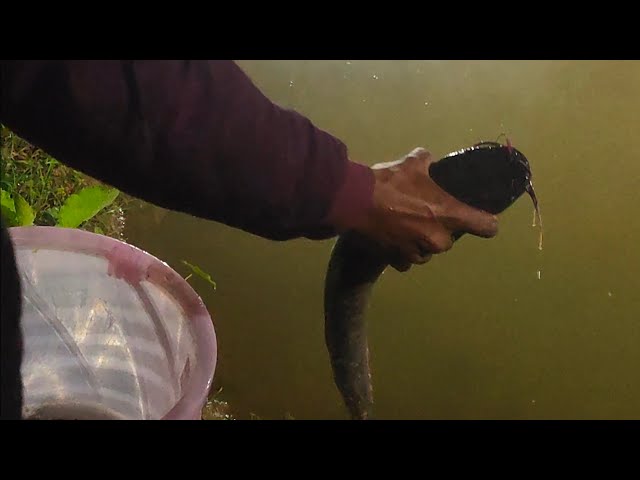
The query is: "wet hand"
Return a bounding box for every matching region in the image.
[352,148,499,272]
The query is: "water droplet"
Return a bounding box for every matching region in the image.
[424,101,429,106]
[372,74,379,80]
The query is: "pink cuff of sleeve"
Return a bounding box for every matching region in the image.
[325,160,375,232]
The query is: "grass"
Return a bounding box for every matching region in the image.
[1,125,131,239]
[202,387,236,420]
[200,386,296,420]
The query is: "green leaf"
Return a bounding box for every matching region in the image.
[181,260,217,290]
[40,207,59,227]
[43,207,59,220]
[14,193,35,226]
[1,189,18,226]
[56,186,120,228]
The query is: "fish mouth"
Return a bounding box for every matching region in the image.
[469,141,542,248]
[472,141,532,176]
[436,140,532,214]
[474,141,534,198]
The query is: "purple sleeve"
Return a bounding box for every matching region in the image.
[0,60,374,240]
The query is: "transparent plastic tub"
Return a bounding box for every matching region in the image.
[9,226,217,420]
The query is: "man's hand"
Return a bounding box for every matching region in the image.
[350,148,499,271]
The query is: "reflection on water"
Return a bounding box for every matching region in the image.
[124,60,640,419]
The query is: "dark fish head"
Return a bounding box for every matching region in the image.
[429,141,533,215]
